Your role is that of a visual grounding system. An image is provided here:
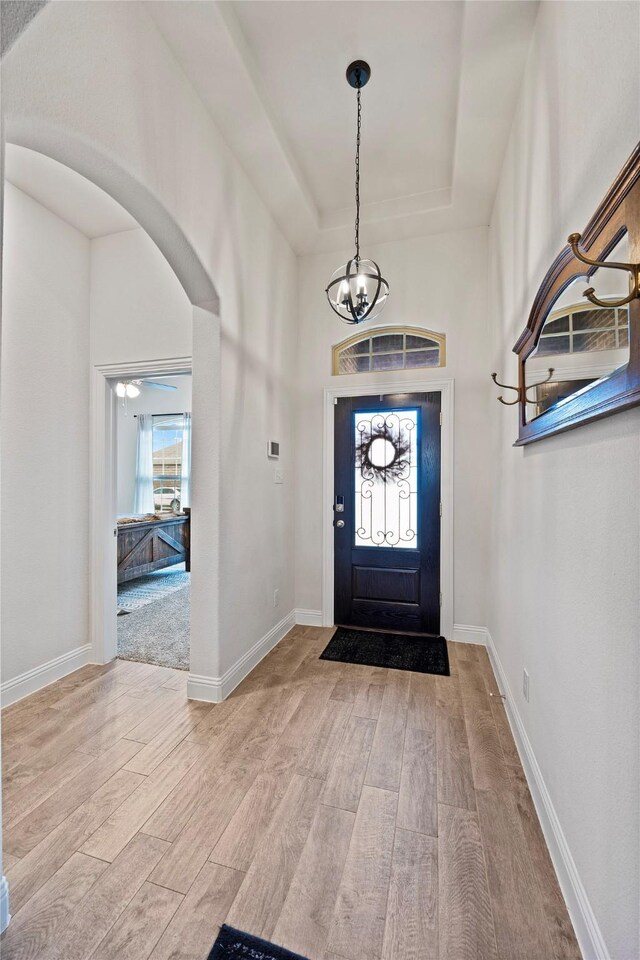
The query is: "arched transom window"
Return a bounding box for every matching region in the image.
[332,326,446,375]
[533,301,629,357]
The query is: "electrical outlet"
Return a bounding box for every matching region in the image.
[274,469,284,484]
[522,668,530,702]
[273,589,280,608]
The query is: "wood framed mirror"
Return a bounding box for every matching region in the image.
[513,142,640,445]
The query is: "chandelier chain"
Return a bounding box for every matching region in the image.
[355,86,361,260]
[325,60,389,325]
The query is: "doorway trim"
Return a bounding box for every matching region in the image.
[322,378,454,638]
[90,356,192,664]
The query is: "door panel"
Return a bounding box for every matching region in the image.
[352,566,420,603]
[334,393,441,634]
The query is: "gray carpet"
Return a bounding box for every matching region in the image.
[117,583,190,670]
[117,563,189,612]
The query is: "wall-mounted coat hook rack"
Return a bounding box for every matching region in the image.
[491,372,520,405]
[567,232,640,308]
[524,367,554,402]
[491,368,554,406]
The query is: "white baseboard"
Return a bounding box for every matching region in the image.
[452,623,489,645]
[187,610,296,703]
[0,875,10,934]
[485,630,609,960]
[294,608,323,627]
[0,643,93,709]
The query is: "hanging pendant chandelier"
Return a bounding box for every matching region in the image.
[326,60,389,324]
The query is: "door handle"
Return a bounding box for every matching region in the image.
[335,520,345,528]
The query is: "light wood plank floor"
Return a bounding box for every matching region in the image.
[1,629,581,960]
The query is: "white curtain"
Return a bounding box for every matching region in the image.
[133,414,155,514]
[180,413,192,508]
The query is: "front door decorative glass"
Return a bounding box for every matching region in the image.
[354,410,418,548]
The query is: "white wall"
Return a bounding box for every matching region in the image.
[2,0,299,685]
[1,183,90,685]
[295,227,491,629]
[488,3,640,958]
[90,228,193,365]
[91,226,194,519]
[116,375,192,516]
[0,192,198,694]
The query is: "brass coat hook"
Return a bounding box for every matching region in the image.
[491,369,554,405]
[524,367,554,402]
[567,233,640,308]
[491,372,520,405]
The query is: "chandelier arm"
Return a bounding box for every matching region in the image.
[346,258,359,324]
[347,286,358,324]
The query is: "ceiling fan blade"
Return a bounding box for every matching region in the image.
[143,381,178,391]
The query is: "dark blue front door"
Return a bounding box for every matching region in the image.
[334,393,441,634]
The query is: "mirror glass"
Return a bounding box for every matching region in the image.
[524,233,630,421]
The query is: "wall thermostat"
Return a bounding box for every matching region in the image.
[267,440,280,459]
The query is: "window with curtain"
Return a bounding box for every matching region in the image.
[133,414,155,514]
[151,413,191,512]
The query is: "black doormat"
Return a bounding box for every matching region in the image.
[320,627,450,676]
[208,925,309,960]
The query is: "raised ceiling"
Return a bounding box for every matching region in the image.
[150,0,539,254]
[233,1,464,212]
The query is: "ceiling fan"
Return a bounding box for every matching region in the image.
[115,378,178,399]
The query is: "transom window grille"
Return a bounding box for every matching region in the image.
[333,326,445,375]
[535,303,629,357]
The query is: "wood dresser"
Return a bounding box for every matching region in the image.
[116,510,190,584]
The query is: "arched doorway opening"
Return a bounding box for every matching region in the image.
[0,136,222,691]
